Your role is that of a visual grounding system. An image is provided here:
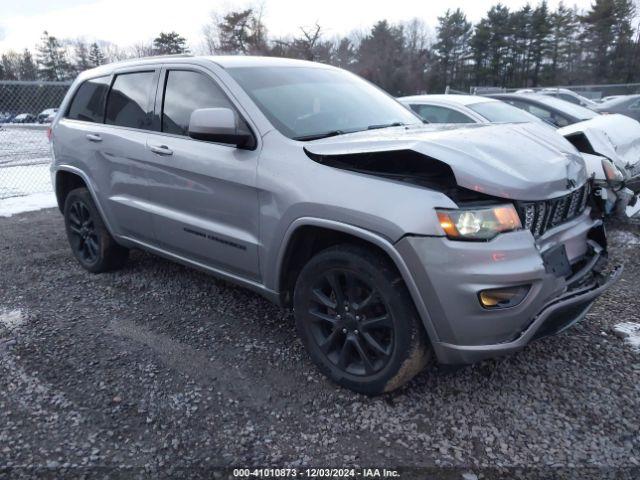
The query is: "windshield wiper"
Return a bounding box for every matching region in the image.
[367,121,406,130]
[293,130,345,141]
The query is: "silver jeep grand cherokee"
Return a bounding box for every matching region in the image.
[50,56,621,395]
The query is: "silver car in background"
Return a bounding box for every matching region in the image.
[50,56,620,394]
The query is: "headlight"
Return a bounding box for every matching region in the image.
[436,204,522,240]
[601,158,624,184]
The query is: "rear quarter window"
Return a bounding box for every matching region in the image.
[66,76,110,123]
[105,71,155,130]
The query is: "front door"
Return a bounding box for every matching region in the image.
[144,67,261,281]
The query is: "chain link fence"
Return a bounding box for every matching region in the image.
[0,80,71,200]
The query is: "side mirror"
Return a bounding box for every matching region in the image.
[188,108,254,149]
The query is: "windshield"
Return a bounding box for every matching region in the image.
[468,101,539,123]
[227,66,422,140]
[529,95,598,120]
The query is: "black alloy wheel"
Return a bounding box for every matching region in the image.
[67,200,100,265]
[307,268,394,376]
[63,187,129,273]
[294,244,429,395]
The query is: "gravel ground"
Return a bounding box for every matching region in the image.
[0,209,639,479]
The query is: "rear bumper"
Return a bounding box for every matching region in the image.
[395,213,622,365]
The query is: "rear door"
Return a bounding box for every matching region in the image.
[97,68,159,242]
[144,65,261,280]
[55,71,157,242]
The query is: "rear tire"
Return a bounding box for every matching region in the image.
[293,244,430,395]
[63,188,128,273]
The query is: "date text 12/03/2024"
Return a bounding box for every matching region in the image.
[232,469,401,478]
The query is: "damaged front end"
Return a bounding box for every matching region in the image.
[560,117,640,220]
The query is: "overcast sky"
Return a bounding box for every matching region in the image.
[0,0,597,53]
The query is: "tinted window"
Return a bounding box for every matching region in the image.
[505,99,571,127]
[162,70,234,136]
[67,76,110,123]
[410,104,474,123]
[227,66,421,140]
[558,93,580,105]
[105,71,155,129]
[468,101,539,123]
[528,95,597,120]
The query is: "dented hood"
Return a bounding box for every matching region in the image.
[559,114,640,175]
[304,123,587,201]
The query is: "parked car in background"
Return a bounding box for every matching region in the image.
[488,93,640,196]
[399,94,640,218]
[486,93,598,127]
[537,88,598,109]
[594,94,640,122]
[400,94,544,125]
[0,112,15,123]
[50,56,620,394]
[599,95,626,103]
[38,108,59,123]
[11,113,37,123]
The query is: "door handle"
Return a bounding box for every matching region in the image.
[85,133,102,142]
[150,144,173,156]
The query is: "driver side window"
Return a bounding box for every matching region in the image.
[161,70,237,136]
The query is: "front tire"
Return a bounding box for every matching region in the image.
[293,244,430,395]
[63,187,128,273]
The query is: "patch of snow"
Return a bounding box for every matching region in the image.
[0,309,26,331]
[608,230,640,247]
[0,163,52,199]
[0,191,57,217]
[613,322,640,352]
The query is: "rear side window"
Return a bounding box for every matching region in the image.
[66,76,110,123]
[558,93,579,105]
[410,104,474,124]
[105,71,155,129]
[161,70,234,136]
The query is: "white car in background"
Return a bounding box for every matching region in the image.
[529,88,598,109]
[399,94,640,218]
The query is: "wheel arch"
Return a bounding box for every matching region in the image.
[53,165,117,237]
[274,218,440,344]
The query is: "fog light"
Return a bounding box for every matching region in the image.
[478,285,530,309]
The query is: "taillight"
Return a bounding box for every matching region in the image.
[46,127,52,142]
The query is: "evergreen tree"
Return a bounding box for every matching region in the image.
[433,9,472,90]
[529,1,552,85]
[1,52,21,80]
[610,0,637,82]
[581,0,617,80]
[19,49,38,80]
[470,18,491,85]
[208,9,268,54]
[333,38,356,69]
[36,31,72,81]
[548,3,582,84]
[152,31,189,55]
[88,42,106,66]
[357,20,409,94]
[74,40,92,72]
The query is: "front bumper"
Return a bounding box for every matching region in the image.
[395,212,622,364]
